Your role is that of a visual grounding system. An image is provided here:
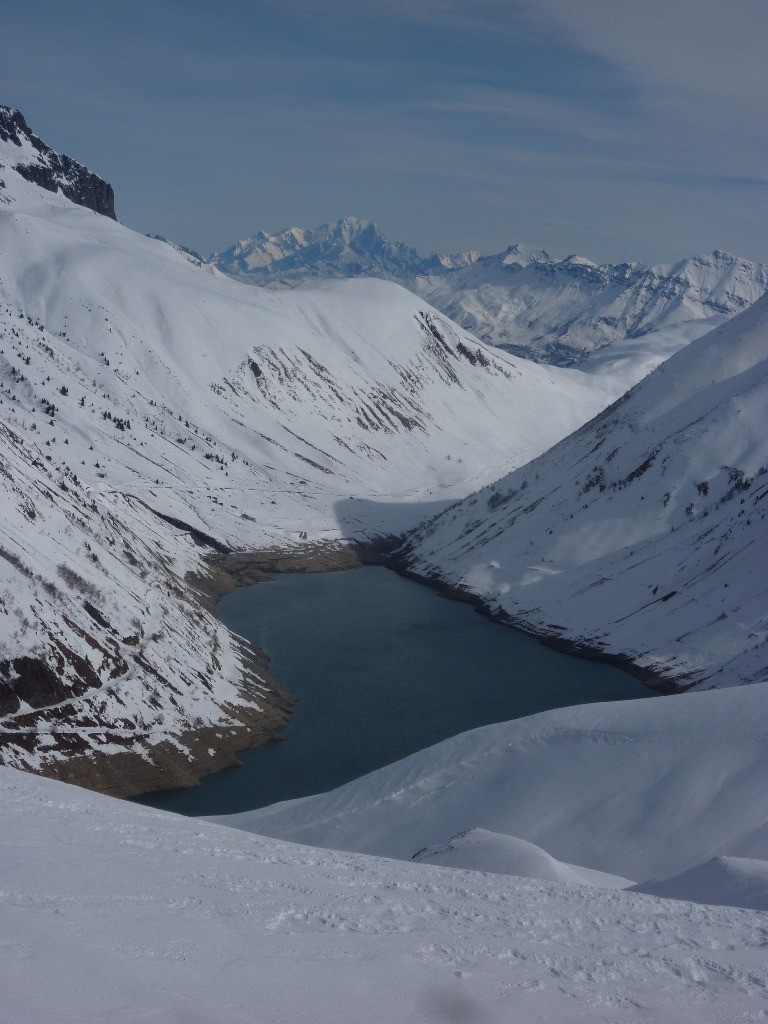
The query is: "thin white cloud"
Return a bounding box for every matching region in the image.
[521,0,767,123]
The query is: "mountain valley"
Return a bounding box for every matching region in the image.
[0,105,766,1024]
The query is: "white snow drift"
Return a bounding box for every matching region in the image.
[217,682,768,883]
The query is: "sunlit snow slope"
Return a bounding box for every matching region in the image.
[401,296,768,689]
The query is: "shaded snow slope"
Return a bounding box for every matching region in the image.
[0,126,625,787]
[217,683,768,882]
[576,315,724,388]
[2,766,767,1024]
[631,857,768,913]
[412,828,632,889]
[401,296,768,689]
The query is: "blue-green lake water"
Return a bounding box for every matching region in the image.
[138,566,650,816]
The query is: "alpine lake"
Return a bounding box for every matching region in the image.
[137,566,651,816]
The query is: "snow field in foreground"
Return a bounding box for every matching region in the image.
[1,764,767,1024]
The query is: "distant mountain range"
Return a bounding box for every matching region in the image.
[3,96,762,370]
[208,219,767,365]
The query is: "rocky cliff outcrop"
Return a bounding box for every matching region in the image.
[0,106,115,219]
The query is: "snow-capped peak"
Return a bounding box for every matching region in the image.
[499,242,553,267]
[209,217,426,282]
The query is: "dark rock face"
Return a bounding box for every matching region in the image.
[0,655,95,714]
[15,158,116,219]
[0,106,116,219]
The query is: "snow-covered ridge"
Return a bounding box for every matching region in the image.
[0,116,628,790]
[400,295,768,690]
[208,218,767,366]
[411,247,768,364]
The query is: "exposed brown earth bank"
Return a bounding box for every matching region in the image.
[1,631,294,799]
[192,537,398,612]
[1,539,392,801]
[62,540,399,797]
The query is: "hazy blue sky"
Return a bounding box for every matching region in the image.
[4,0,766,263]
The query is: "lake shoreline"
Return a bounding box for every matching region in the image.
[123,535,677,803]
[391,564,682,696]
[195,538,681,697]
[140,554,651,815]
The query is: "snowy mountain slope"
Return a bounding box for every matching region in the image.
[209,217,767,367]
[399,295,768,690]
[0,115,627,789]
[631,857,768,913]
[576,314,724,390]
[2,765,767,1024]
[0,411,292,795]
[0,163,623,547]
[218,683,768,883]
